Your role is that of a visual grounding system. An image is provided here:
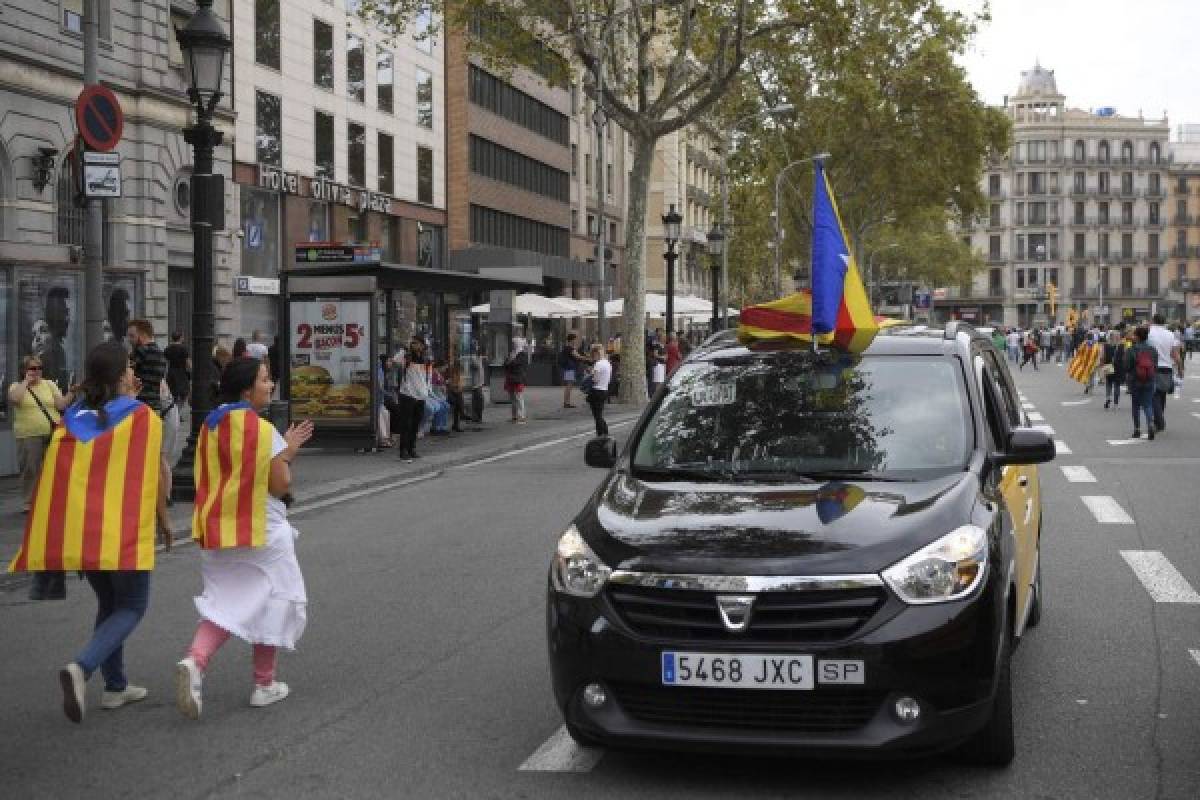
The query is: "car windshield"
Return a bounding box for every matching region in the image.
[632,353,972,481]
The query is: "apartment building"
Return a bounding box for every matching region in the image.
[954,64,1170,327]
[1167,127,1200,321]
[0,0,239,475]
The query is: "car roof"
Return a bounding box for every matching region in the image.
[693,322,987,362]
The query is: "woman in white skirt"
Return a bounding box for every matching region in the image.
[175,358,314,718]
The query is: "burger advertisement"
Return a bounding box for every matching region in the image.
[288,298,372,423]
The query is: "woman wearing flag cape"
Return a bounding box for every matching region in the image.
[8,341,171,723]
[175,358,314,718]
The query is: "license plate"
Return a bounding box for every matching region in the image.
[661,652,815,690]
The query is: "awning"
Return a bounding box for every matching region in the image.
[285,261,542,293]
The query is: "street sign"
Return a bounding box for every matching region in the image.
[83,163,121,198]
[236,276,281,296]
[246,222,263,250]
[75,85,124,152]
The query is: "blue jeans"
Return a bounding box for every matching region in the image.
[1129,384,1155,433]
[76,571,151,691]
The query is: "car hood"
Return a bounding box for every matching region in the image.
[579,470,979,576]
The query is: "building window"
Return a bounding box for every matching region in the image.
[1121,267,1133,291]
[468,135,568,202]
[314,110,335,179]
[1074,266,1085,291]
[414,5,433,54]
[1073,172,1085,193]
[1121,233,1133,259]
[1149,202,1160,225]
[417,146,434,204]
[256,0,281,69]
[1029,202,1046,225]
[63,0,111,39]
[1015,202,1024,225]
[607,164,613,197]
[470,204,569,257]
[314,19,334,89]
[417,222,444,268]
[1074,233,1085,258]
[988,174,1001,196]
[1150,142,1161,164]
[255,90,282,166]
[377,49,394,113]
[1073,140,1085,162]
[1098,202,1109,224]
[1148,172,1161,195]
[988,235,1001,259]
[347,122,366,187]
[1098,172,1110,193]
[1149,233,1160,258]
[571,144,578,176]
[1121,140,1133,163]
[1098,141,1110,163]
[468,65,569,145]
[989,204,1000,226]
[1074,201,1085,224]
[1099,233,1110,259]
[378,132,394,195]
[1122,202,1133,225]
[571,209,578,232]
[347,33,365,103]
[56,156,84,245]
[416,68,433,128]
[1121,172,1133,194]
[1028,141,1046,162]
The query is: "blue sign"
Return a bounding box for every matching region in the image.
[246,222,263,250]
[914,290,932,310]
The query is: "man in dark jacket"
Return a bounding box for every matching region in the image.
[1125,326,1157,440]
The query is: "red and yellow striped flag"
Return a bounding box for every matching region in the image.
[1068,341,1103,384]
[193,406,274,549]
[9,403,162,572]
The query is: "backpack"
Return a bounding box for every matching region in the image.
[1135,346,1155,384]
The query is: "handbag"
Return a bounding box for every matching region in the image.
[580,372,595,393]
[1100,364,1115,377]
[1155,370,1175,393]
[27,385,61,428]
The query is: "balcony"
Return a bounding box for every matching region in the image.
[1144,187,1166,200]
[986,219,1006,230]
[1117,185,1138,199]
[1146,252,1167,265]
[1070,186,1090,198]
[1118,217,1142,230]
[1171,245,1192,258]
[1070,251,1094,264]
[987,190,1006,200]
[1015,249,1060,262]
[1173,214,1195,226]
[1070,288,1099,299]
[1170,279,1198,292]
[1094,185,1113,196]
[986,254,1007,265]
[1070,216,1092,227]
[1146,218,1165,230]
[1108,287,1162,299]
[1115,252,1139,264]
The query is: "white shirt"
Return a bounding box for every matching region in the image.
[1147,325,1177,369]
[246,342,269,361]
[652,363,666,383]
[1007,332,1020,347]
[592,358,612,392]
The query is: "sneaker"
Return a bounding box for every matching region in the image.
[101,685,148,710]
[1132,430,1141,439]
[175,657,203,720]
[517,418,528,425]
[1149,428,1156,441]
[59,663,86,724]
[1105,400,1111,409]
[250,681,290,708]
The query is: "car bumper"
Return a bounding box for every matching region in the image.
[546,578,1003,758]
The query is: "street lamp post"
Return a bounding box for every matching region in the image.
[662,204,682,337]
[173,0,230,501]
[706,223,725,332]
[773,153,831,296]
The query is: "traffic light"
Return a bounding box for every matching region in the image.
[1047,282,1057,317]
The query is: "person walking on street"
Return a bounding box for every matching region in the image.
[1039,327,1054,362]
[1147,314,1182,432]
[990,328,1006,353]
[164,331,191,412]
[1102,331,1127,409]
[560,333,583,409]
[504,337,529,424]
[443,357,466,433]
[1006,328,1021,364]
[585,344,611,436]
[1019,331,1039,370]
[127,319,174,510]
[176,358,314,719]
[395,339,429,462]
[464,342,487,426]
[246,330,269,362]
[1126,326,1158,440]
[9,342,170,722]
[665,333,683,376]
[9,355,73,600]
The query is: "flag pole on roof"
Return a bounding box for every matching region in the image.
[737,157,879,354]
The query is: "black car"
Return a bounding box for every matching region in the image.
[546,322,1054,765]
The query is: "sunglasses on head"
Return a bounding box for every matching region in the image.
[27,366,42,371]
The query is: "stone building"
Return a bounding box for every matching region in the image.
[1166,126,1200,322]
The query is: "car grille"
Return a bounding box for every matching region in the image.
[606,585,888,643]
[610,682,884,733]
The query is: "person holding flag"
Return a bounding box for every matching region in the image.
[175,358,314,719]
[738,157,878,352]
[9,341,171,723]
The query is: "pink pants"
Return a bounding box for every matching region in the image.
[188,620,277,686]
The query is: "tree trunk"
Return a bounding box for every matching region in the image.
[618,134,657,407]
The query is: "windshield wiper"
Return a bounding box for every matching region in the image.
[632,465,733,482]
[789,469,911,483]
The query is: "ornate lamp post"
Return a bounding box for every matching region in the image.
[706,223,725,332]
[661,204,682,336]
[173,0,230,501]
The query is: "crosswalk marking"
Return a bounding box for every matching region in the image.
[1107,438,1145,446]
[1190,649,1200,668]
[1082,495,1135,524]
[1119,552,1200,604]
[1055,440,1072,455]
[1027,411,1045,421]
[1060,466,1096,483]
[1033,424,1056,435]
[519,726,603,772]
[1191,412,1200,421]
[1022,402,1036,410]
[1062,399,1091,406]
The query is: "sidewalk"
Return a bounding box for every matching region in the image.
[0,386,638,588]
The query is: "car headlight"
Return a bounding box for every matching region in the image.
[882,525,988,604]
[551,526,611,598]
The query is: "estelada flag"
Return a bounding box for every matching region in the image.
[738,160,878,352]
[193,403,275,550]
[9,398,162,573]
[1068,341,1103,383]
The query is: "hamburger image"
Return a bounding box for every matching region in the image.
[322,383,370,418]
[290,364,333,401]
[291,398,326,417]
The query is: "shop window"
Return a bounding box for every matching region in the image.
[256,0,280,69]
[378,132,394,195]
[240,186,280,278]
[255,90,282,166]
[416,68,433,129]
[347,122,366,187]
[314,111,335,179]
[377,49,394,113]
[62,0,110,39]
[417,146,433,204]
[418,222,444,269]
[313,19,334,89]
[347,33,365,103]
[308,202,330,242]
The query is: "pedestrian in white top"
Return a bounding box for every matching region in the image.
[1147,314,1182,432]
[586,344,611,436]
[1006,329,1021,364]
[245,330,269,362]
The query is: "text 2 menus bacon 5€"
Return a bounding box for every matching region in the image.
[287,298,372,423]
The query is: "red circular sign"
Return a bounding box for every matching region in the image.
[75,85,124,152]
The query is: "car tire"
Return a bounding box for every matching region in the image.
[958,626,1015,767]
[1026,544,1043,629]
[565,720,602,748]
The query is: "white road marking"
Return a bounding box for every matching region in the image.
[1022,402,1036,410]
[456,420,634,469]
[1027,411,1045,421]
[1107,438,1146,446]
[1060,466,1096,483]
[1055,440,1072,455]
[1119,552,1200,603]
[1033,424,1056,435]
[1190,649,1200,668]
[1192,398,1200,403]
[1082,495,1135,525]
[519,726,604,772]
[291,473,441,515]
[1062,399,1091,406]
[1191,412,1200,420]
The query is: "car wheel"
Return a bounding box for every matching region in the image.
[958,627,1015,767]
[1026,545,1043,629]
[565,720,602,748]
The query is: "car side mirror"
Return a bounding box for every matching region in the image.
[994,427,1056,466]
[584,436,618,469]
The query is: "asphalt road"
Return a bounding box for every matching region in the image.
[3,360,1200,799]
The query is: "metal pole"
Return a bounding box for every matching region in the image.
[83,0,105,351]
[720,129,731,329]
[773,170,783,297]
[710,259,719,331]
[665,247,676,337]
[594,61,607,345]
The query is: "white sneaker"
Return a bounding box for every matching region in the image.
[250,681,290,708]
[59,662,86,724]
[175,657,203,720]
[101,685,148,710]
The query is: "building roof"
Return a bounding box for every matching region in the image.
[1015,62,1060,98]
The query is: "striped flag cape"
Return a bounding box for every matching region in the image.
[193,403,275,550]
[1067,341,1103,383]
[9,398,162,573]
[738,160,878,352]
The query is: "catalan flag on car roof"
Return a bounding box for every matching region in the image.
[9,398,162,573]
[193,403,274,550]
[738,160,879,353]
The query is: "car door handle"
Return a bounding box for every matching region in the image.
[1018,476,1029,487]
